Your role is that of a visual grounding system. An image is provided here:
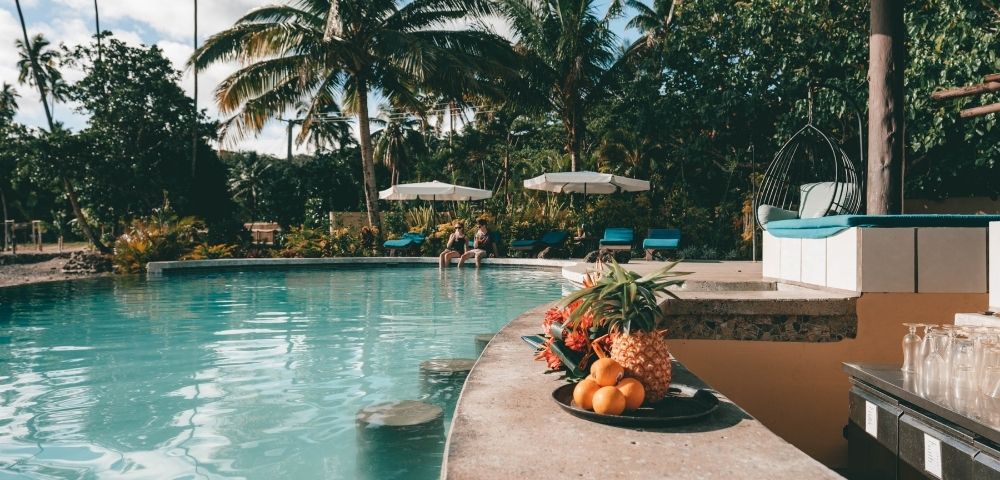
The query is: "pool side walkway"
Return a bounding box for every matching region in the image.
[442,303,842,479]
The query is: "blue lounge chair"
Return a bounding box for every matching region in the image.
[510,231,569,258]
[642,228,681,260]
[383,232,425,256]
[598,228,633,251]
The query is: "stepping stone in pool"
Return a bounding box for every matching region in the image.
[474,333,497,356]
[356,400,445,480]
[420,358,476,411]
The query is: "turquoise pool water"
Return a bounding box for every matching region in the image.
[0,267,566,479]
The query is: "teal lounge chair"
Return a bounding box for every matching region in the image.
[383,232,425,256]
[642,228,681,260]
[510,231,569,258]
[598,228,633,251]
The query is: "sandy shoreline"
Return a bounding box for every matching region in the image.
[0,252,109,289]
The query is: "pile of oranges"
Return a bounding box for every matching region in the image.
[572,358,645,415]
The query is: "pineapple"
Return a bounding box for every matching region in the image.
[563,260,688,403]
[611,330,673,402]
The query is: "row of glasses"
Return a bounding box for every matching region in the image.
[902,323,1000,424]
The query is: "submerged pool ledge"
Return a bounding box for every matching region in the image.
[443,304,842,479]
[147,257,577,275]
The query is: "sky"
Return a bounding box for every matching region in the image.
[0,0,633,156]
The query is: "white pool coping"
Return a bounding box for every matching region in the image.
[146,257,578,276]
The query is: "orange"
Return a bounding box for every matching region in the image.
[572,378,601,410]
[592,386,626,415]
[590,358,624,387]
[616,378,646,411]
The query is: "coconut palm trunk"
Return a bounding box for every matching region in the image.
[355,79,382,235]
[14,0,109,254]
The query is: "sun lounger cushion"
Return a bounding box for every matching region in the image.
[510,239,540,249]
[383,233,425,249]
[539,231,569,246]
[642,228,681,250]
[766,214,1000,239]
[599,228,633,247]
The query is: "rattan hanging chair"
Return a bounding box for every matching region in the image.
[754,85,864,229]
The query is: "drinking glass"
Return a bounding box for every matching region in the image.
[917,324,937,371]
[922,330,950,403]
[901,323,921,373]
[949,338,976,414]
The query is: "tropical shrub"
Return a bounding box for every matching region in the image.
[404,206,434,233]
[183,243,237,260]
[112,213,203,273]
[276,226,378,258]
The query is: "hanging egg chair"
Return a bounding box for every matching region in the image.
[754,85,864,229]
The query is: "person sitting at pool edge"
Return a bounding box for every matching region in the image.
[439,223,467,268]
[458,219,497,268]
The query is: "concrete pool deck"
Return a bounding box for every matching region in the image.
[442,304,842,479]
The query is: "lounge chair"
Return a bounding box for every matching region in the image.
[598,228,633,251]
[510,231,569,258]
[642,228,681,260]
[383,232,425,256]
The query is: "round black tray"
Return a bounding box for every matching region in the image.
[551,383,719,427]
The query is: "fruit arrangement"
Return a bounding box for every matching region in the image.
[572,358,646,415]
[535,261,688,405]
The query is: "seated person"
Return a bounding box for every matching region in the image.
[459,220,497,268]
[439,223,467,268]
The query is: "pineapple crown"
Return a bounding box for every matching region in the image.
[561,260,689,334]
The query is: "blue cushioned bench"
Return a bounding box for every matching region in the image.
[765,215,1000,239]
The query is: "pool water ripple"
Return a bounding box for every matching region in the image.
[0,267,564,479]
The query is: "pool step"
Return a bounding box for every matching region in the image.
[356,400,444,479]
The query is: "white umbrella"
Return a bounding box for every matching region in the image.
[523,171,650,195]
[379,180,493,201]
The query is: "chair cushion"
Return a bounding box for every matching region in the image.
[539,231,568,246]
[766,214,1000,239]
[798,182,858,219]
[602,228,633,241]
[402,233,425,244]
[383,239,415,248]
[600,239,632,246]
[647,228,681,240]
[757,204,799,228]
[510,239,540,249]
[643,239,680,249]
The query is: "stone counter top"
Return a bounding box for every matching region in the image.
[443,305,843,479]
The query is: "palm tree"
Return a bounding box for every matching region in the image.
[372,106,425,185]
[192,0,515,236]
[500,0,624,171]
[229,154,272,225]
[624,0,680,56]
[13,0,109,253]
[15,34,68,115]
[0,83,18,121]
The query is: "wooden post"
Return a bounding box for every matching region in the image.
[32,220,42,252]
[867,0,905,214]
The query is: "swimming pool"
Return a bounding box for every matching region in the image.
[0,267,567,479]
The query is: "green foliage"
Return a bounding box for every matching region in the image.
[183,243,237,261]
[112,212,203,274]
[403,206,434,233]
[562,261,689,333]
[276,226,378,258]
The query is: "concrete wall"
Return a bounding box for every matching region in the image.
[668,292,988,469]
[992,222,1000,311]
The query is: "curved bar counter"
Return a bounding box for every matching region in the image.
[443,304,841,479]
